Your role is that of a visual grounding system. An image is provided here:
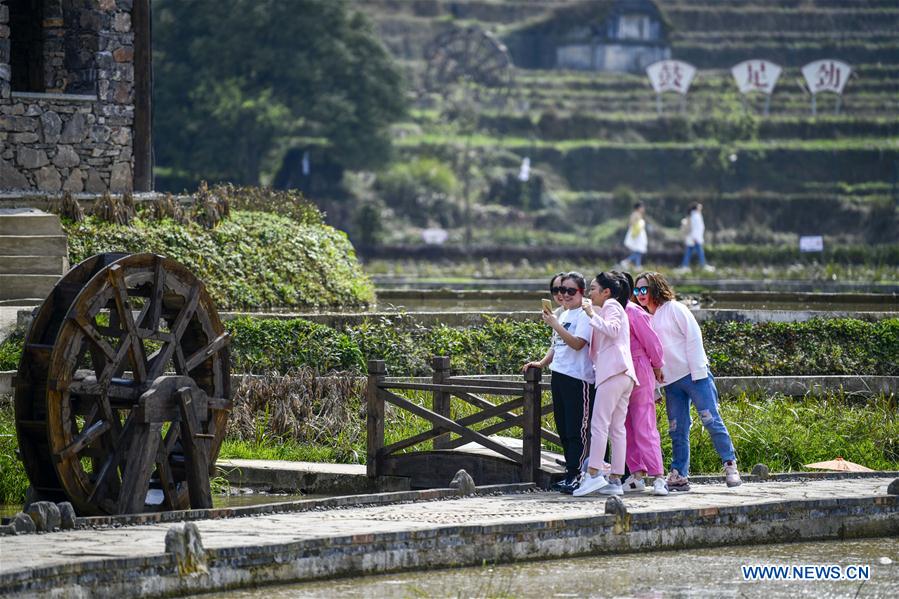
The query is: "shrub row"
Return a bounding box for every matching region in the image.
[5,316,896,377]
[65,210,375,311]
[224,316,899,378]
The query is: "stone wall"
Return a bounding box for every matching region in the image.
[0,0,135,193]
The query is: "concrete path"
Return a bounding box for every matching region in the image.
[0,478,899,580]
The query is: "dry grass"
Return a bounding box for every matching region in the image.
[228,369,366,446]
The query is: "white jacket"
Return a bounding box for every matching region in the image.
[652,300,709,384]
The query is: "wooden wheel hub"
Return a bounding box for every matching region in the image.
[14,253,231,515]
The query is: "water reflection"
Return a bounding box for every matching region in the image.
[211,538,897,598]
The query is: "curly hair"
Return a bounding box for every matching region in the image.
[635,271,675,305]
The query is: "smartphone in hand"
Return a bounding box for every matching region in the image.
[541,298,553,313]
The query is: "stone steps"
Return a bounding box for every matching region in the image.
[0,274,59,301]
[0,209,66,304]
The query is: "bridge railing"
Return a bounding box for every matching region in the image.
[366,356,554,484]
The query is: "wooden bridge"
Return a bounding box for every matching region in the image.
[366,357,565,488]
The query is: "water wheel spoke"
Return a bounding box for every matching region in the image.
[73,314,116,362]
[87,413,135,504]
[184,332,230,372]
[57,419,111,462]
[108,265,148,384]
[147,284,200,381]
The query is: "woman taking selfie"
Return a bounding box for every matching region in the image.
[523,272,595,493]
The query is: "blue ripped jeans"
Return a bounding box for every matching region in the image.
[664,371,736,477]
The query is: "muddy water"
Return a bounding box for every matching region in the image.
[215,537,898,598]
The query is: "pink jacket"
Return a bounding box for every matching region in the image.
[626,302,664,369]
[588,298,638,386]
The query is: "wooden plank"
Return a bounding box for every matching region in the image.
[184,332,229,372]
[455,391,559,445]
[381,396,524,457]
[88,414,135,504]
[56,419,111,462]
[147,284,200,381]
[380,382,522,395]
[108,265,148,384]
[72,315,116,362]
[177,387,212,509]
[446,377,526,390]
[380,389,522,463]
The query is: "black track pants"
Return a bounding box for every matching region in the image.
[550,371,595,478]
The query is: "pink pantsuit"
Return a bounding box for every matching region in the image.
[587,299,638,475]
[624,302,665,476]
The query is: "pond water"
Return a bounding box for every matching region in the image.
[207,537,897,598]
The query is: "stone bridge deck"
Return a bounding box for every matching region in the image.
[1,477,897,598]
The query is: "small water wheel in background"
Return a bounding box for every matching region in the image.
[14,253,231,516]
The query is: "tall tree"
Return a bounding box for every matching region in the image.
[153,1,406,187]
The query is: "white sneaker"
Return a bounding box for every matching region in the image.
[622,475,645,493]
[724,461,742,487]
[702,264,716,272]
[652,477,669,496]
[599,479,624,496]
[572,472,608,497]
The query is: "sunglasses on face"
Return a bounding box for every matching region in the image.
[551,286,581,296]
[633,286,649,296]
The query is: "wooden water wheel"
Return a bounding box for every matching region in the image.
[14,253,231,516]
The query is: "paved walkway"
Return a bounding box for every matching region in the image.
[2,477,895,577]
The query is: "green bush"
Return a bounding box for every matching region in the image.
[228,316,899,377]
[226,317,364,374]
[375,157,461,227]
[0,333,23,371]
[65,210,375,310]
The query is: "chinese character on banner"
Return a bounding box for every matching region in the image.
[646,60,697,95]
[802,60,852,95]
[731,60,782,95]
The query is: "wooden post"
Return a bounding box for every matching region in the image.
[366,360,387,478]
[521,366,542,484]
[432,356,451,450]
[177,387,213,510]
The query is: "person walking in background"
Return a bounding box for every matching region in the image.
[573,272,637,497]
[622,202,648,268]
[633,271,741,491]
[523,272,595,494]
[618,272,669,496]
[679,202,713,271]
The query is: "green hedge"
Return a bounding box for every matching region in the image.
[65,210,375,311]
[5,317,897,377]
[225,316,899,377]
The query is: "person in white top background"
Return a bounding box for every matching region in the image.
[679,202,713,271]
[633,271,741,491]
[622,201,648,268]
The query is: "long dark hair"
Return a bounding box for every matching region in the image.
[596,272,629,309]
[613,271,635,305]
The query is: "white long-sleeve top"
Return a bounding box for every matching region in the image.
[689,210,705,245]
[652,300,709,384]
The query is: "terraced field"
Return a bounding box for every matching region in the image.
[358,0,899,250]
